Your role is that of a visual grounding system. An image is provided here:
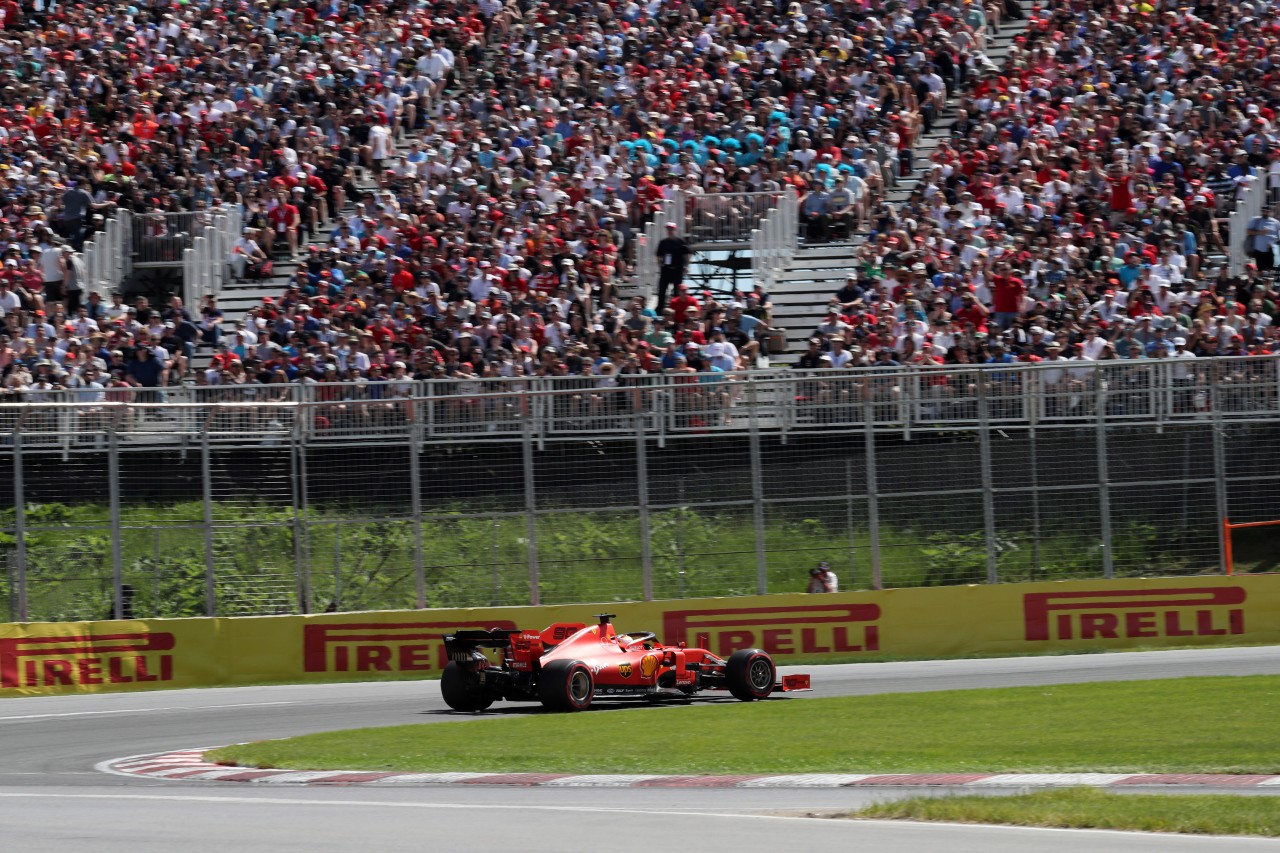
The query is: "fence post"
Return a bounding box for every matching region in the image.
[1211,398,1230,574]
[1028,424,1043,580]
[522,414,540,605]
[333,521,343,610]
[410,417,426,609]
[845,457,857,589]
[749,398,768,595]
[635,411,653,601]
[12,422,27,621]
[292,425,311,614]
[1096,380,1115,580]
[201,418,216,617]
[976,373,999,584]
[862,401,883,589]
[108,426,124,619]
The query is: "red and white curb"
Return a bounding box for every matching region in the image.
[99,750,1280,788]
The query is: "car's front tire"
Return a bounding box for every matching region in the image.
[725,649,775,701]
[538,659,594,711]
[440,661,496,712]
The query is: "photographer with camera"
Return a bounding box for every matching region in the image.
[807,561,838,594]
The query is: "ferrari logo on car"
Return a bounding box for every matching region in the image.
[618,663,633,678]
[639,653,659,679]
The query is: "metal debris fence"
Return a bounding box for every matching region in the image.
[2,357,1278,623]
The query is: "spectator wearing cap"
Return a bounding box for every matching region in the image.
[266,189,302,261]
[1246,207,1280,272]
[827,176,856,241]
[801,182,831,243]
[987,260,1024,332]
[39,240,69,315]
[654,222,692,313]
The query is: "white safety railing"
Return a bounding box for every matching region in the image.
[750,186,799,291]
[1229,173,1266,276]
[182,205,242,307]
[131,210,202,266]
[79,210,131,300]
[679,190,782,244]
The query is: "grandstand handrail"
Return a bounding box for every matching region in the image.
[679,190,783,245]
[1229,176,1267,276]
[78,210,130,300]
[0,354,1274,445]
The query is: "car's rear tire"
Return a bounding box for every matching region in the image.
[538,659,594,711]
[440,661,495,712]
[725,649,775,701]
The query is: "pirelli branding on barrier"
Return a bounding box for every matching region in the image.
[0,632,176,689]
[1,575,1278,697]
[1023,587,1247,643]
[662,602,881,658]
[302,620,518,674]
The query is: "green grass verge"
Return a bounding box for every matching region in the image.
[852,787,1280,837]
[208,675,1280,776]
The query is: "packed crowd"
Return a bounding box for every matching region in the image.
[806,0,1280,371]
[0,0,1009,394]
[0,0,1273,403]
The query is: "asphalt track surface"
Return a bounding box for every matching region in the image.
[1,645,1278,852]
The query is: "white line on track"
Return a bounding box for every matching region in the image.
[0,792,1269,845]
[0,701,297,722]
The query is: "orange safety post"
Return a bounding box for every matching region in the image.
[1224,518,1233,575]
[1222,518,1280,576]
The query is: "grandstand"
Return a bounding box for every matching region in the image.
[1,0,1280,621]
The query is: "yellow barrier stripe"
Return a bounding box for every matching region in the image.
[2,575,1277,697]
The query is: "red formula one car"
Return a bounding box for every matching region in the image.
[441,613,811,712]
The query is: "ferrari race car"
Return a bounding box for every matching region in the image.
[440,613,810,712]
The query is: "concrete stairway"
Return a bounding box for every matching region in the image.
[769,243,863,360]
[190,169,383,374]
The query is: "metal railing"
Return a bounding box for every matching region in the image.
[182,206,242,307]
[751,186,798,291]
[3,372,1276,622]
[131,210,220,266]
[1229,173,1266,276]
[677,190,783,245]
[79,210,131,299]
[2,355,1277,449]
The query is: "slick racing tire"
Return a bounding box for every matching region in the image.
[725,648,775,701]
[440,661,496,712]
[538,659,595,711]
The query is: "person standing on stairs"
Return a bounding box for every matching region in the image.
[655,221,692,312]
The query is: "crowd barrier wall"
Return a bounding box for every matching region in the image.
[2,574,1276,698]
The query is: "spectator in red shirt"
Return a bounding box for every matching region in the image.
[990,263,1026,331]
[668,284,700,327]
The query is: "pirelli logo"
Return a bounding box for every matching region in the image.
[1024,587,1246,642]
[0,633,175,689]
[302,621,518,673]
[662,603,881,658]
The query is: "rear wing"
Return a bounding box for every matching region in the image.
[442,629,518,663]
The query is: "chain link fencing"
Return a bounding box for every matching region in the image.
[0,361,1277,622]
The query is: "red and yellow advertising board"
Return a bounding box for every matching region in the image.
[2,574,1277,698]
